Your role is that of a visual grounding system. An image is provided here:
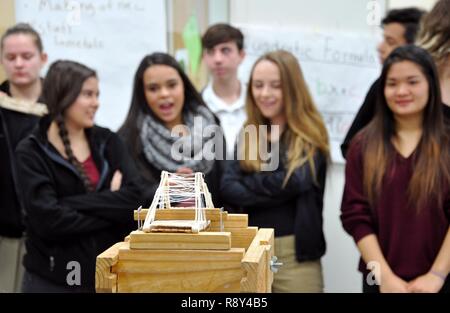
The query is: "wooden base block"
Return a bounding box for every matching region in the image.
[118,270,242,292]
[115,243,245,292]
[96,209,275,293]
[207,226,259,250]
[241,228,274,293]
[95,242,127,293]
[129,230,231,250]
[223,214,248,228]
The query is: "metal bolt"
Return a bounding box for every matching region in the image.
[270,256,283,273]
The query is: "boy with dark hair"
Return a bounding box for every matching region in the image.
[341,8,425,158]
[202,23,246,159]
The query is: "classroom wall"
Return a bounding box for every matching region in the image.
[231,0,383,32]
[388,0,438,10]
[0,0,15,82]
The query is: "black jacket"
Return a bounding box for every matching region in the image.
[16,116,145,291]
[340,79,379,159]
[0,80,40,237]
[341,78,450,159]
[220,149,328,262]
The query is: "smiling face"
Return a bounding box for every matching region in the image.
[143,64,185,129]
[0,33,47,87]
[251,59,285,124]
[384,60,429,119]
[65,76,99,130]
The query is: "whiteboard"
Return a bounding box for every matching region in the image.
[15,0,167,131]
[237,25,381,163]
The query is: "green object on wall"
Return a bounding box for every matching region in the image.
[182,15,202,75]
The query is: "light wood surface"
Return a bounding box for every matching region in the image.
[96,210,275,292]
[240,228,274,293]
[95,242,128,293]
[129,230,231,250]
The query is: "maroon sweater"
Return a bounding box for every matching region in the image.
[341,138,450,280]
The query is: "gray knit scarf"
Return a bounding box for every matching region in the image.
[140,105,218,174]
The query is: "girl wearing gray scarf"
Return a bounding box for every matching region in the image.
[118,53,225,207]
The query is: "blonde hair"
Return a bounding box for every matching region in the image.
[240,50,329,185]
[416,0,450,73]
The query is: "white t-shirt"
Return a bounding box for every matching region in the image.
[202,81,247,159]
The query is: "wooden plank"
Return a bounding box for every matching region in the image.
[116,238,244,292]
[116,259,242,274]
[241,245,266,293]
[227,227,258,250]
[264,245,273,292]
[209,214,248,230]
[95,242,127,293]
[207,227,258,249]
[240,228,274,293]
[129,230,231,250]
[119,246,245,262]
[145,219,210,233]
[249,228,274,248]
[224,214,248,228]
[118,268,242,293]
[134,208,227,222]
[252,228,274,291]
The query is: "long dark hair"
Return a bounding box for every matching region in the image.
[118,52,207,158]
[41,60,97,192]
[361,45,450,210]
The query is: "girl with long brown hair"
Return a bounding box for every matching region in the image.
[341,45,450,293]
[221,50,329,292]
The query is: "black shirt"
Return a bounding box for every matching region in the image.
[340,79,379,159]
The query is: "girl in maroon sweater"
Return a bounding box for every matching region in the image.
[341,45,450,293]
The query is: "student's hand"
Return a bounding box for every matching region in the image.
[380,272,409,293]
[110,170,123,191]
[406,272,445,293]
[176,167,193,175]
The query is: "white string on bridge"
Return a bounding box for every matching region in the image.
[142,171,214,233]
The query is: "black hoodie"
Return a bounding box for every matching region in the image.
[16,115,145,291]
[0,80,40,237]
